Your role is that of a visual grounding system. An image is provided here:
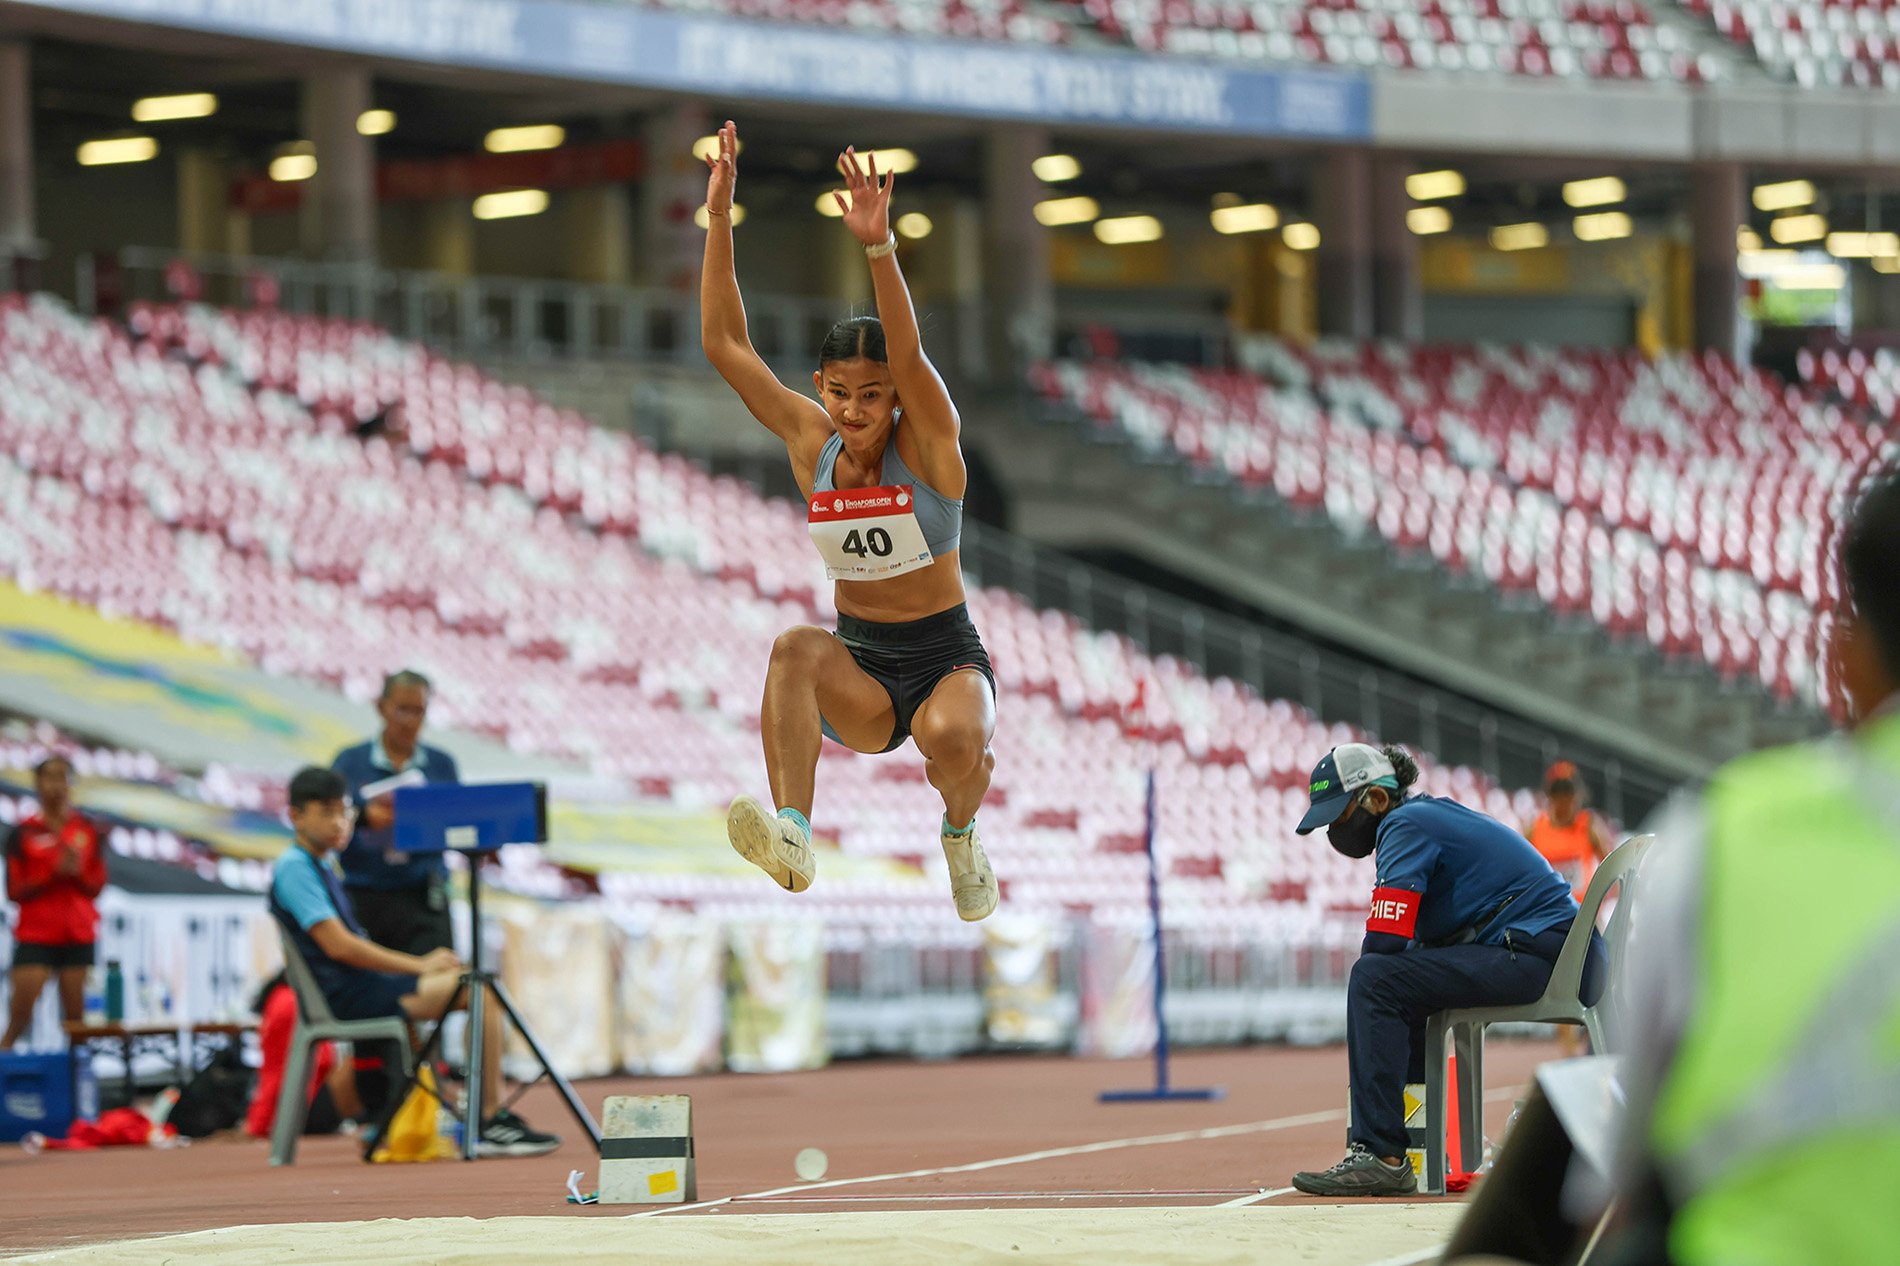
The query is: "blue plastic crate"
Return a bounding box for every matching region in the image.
[0,1050,98,1143]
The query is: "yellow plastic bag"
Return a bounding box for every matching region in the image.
[370,1064,457,1163]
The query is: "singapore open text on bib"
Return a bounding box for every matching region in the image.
[808,485,935,581]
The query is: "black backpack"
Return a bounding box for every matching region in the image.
[167,1042,253,1138]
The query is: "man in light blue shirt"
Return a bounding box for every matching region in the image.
[270,766,557,1158]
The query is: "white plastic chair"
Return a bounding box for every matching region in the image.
[269,926,415,1166]
[1419,833,1652,1194]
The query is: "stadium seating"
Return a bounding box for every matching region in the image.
[0,295,1548,956]
[612,0,1737,80]
[1059,0,1724,80]
[1679,0,1900,89]
[1032,341,1892,710]
[639,0,1075,42]
[0,726,210,875]
[1797,340,1900,413]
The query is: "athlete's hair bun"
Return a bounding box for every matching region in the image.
[1380,744,1420,790]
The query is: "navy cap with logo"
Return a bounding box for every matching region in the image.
[1296,743,1399,835]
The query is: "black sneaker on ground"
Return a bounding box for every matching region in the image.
[1290,1143,1417,1196]
[476,1108,562,1158]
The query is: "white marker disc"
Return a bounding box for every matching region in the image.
[794,1147,828,1181]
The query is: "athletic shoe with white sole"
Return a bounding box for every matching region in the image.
[1290,1144,1417,1197]
[727,794,815,892]
[940,822,998,922]
[476,1108,562,1158]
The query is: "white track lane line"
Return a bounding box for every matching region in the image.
[631,1107,1348,1217]
[635,1080,1532,1219]
[744,1191,1256,1204]
[1215,1186,1298,1207]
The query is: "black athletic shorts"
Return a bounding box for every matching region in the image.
[824,603,995,754]
[13,942,95,969]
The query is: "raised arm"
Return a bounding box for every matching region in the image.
[836,148,962,449]
[699,120,828,448]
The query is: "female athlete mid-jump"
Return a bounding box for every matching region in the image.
[699,120,998,921]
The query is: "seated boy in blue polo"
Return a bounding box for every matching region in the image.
[271,766,559,1158]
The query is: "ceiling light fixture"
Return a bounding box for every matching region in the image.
[131,93,217,122]
[1211,203,1279,235]
[473,188,551,220]
[1034,195,1100,227]
[1406,170,1465,201]
[484,125,565,154]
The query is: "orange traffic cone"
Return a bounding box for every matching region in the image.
[1446,1049,1463,1168]
[1445,1049,1477,1192]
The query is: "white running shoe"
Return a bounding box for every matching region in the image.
[727,795,815,893]
[940,822,998,922]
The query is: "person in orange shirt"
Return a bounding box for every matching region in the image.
[1524,760,1614,1056]
[1525,761,1614,898]
[3,755,108,1049]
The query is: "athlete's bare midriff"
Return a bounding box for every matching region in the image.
[831,552,967,623]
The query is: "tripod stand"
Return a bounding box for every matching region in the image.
[365,853,603,1160]
[361,782,601,1161]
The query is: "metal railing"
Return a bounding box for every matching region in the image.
[954,520,1671,823]
[79,247,989,381]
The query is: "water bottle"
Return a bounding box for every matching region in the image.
[104,960,125,1023]
[82,969,105,1025]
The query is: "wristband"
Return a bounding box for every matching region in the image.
[864,233,898,259]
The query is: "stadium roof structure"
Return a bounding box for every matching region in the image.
[3,0,1899,164]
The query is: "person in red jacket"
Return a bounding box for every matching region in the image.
[3,755,108,1049]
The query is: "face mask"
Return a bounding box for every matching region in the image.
[1327,797,1380,859]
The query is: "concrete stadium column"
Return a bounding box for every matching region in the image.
[1371,155,1421,341]
[942,199,988,380]
[177,148,232,256]
[638,102,710,291]
[825,216,874,310]
[566,185,632,284]
[981,124,1053,379]
[299,66,376,262]
[0,42,33,249]
[422,199,473,276]
[1315,148,1373,340]
[1692,161,1745,361]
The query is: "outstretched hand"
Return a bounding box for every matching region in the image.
[835,146,893,247]
[704,119,738,217]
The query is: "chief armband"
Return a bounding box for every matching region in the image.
[1367,886,1421,938]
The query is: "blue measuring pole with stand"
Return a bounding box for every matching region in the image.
[1100,768,1223,1103]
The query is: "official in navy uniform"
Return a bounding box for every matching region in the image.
[1289,742,1606,1196]
[330,669,460,956]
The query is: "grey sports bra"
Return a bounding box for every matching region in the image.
[811,426,962,557]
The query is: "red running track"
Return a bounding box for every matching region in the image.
[0,1041,1557,1256]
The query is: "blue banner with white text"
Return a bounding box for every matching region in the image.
[13,0,1371,140]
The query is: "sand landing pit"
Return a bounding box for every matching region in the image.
[7,1204,1463,1266]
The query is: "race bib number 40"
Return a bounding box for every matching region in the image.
[808,485,935,581]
